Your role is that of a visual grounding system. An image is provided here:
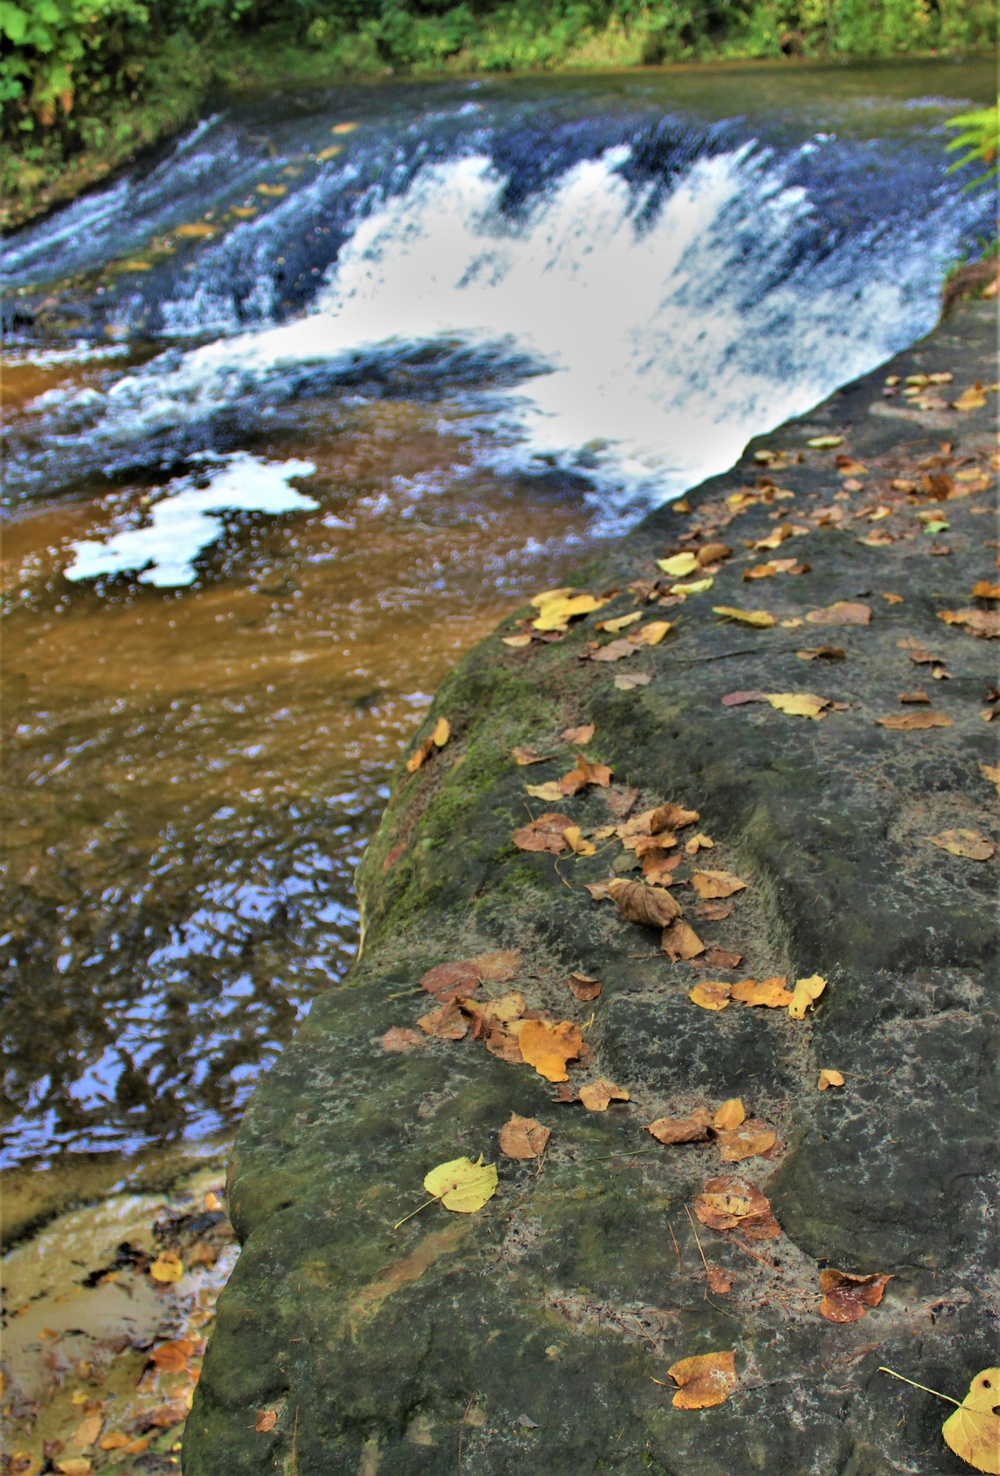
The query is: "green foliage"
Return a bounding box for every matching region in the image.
[946,100,999,189]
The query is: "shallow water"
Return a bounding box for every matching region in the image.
[1,58,994,1224]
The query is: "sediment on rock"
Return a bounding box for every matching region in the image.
[185,301,998,1475]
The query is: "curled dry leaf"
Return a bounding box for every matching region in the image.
[526,781,564,801]
[662,919,705,961]
[877,711,953,730]
[789,973,827,1019]
[818,1069,844,1090]
[806,601,871,626]
[424,1155,498,1214]
[592,637,640,662]
[819,1269,892,1323]
[417,1001,468,1040]
[667,1351,738,1409]
[942,1368,1000,1475]
[796,646,846,661]
[512,812,574,853]
[650,802,700,833]
[716,1121,777,1162]
[382,1027,425,1053]
[692,869,747,900]
[498,1114,550,1160]
[694,1175,781,1238]
[567,973,602,1002]
[578,1079,630,1112]
[807,434,843,448]
[644,850,683,884]
[519,1019,583,1083]
[255,1410,278,1433]
[713,1099,745,1131]
[563,826,597,857]
[685,832,714,854]
[607,877,682,928]
[713,606,776,628]
[559,753,613,794]
[562,723,595,745]
[702,946,743,970]
[731,976,793,1008]
[698,542,732,565]
[646,1107,713,1144]
[689,980,731,1011]
[584,881,611,901]
[406,717,451,773]
[694,901,732,921]
[721,689,767,707]
[927,829,995,861]
[512,746,553,765]
[599,611,643,633]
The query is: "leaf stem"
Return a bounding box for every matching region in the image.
[877,1367,961,1407]
[392,1194,440,1230]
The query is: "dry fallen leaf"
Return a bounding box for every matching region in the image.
[255,1410,278,1433]
[519,1019,583,1083]
[722,689,767,706]
[72,1416,103,1448]
[706,1265,735,1294]
[713,1099,745,1131]
[766,692,831,719]
[614,672,651,690]
[567,972,602,1001]
[876,711,953,730]
[806,601,871,626]
[942,1368,1000,1475]
[99,1435,131,1451]
[657,552,700,578]
[591,636,640,662]
[789,973,827,1019]
[55,1461,92,1475]
[563,826,597,857]
[818,1069,844,1090]
[638,620,672,646]
[498,1113,550,1160]
[512,746,553,766]
[685,832,714,854]
[607,877,682,928]
[599,611,643,633]
[578,1079,630,1112]
[694,1175,781,1237]
[667,1351,738,1409]
[689,980,732,1011]
[531,590,608,631]
[650,802,700,832]
[980,763,1000,797]
[702,946,743,969]
[694,901,733,921]
[731,976,794,1008]
[939,608,1000,639]
[953,384,987,412]
[562,723,595,745]
[150,1339,193,1373]
[692,869,747,900]
[646,1107,713,1144]
[716,1120,777,1162]
[512,812,574,853]
[502,633,533,648]
[149,1253,183,1284]
[382,1027,425,1053]
[417,1001,468,1040]
[807,435,844,448]
[662,919,705,961]
[559,752,613,794]
[713,606,776,628]
[819,1268,891,1323]
[797,645,846,662]
[406,717,451,773]
[927,829,995,861]
[973,581,1000,600]
[525,781,564,801]
[699,542,732,565]
[423,1156,498,1214]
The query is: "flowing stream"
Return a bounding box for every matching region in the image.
[1,59,994,1236]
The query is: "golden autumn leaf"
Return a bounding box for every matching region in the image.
[498,1114,550,1160]
[55,1461,92,1475]
[591,636,640,662]
[691,869,747,900]
[149,1253,183,1283]
[666,1351,738,1409]
[685,832,714,854]
[645,1107,713,1144]
[100,1434,131,1450]
[255,1409,278,1433]
[255,183,287,196]
[525,781,564,801]
[502,633,532,648]
[818,1069,844,1090]
[512,812,574,853]
[789,973,827,1019]
[519,1019,583,1083]
[694,1175,780,1237]
[532,591,608,631]
[423,1156,498,1214]
[512,746,553,765]
[806,601,871,626]
[713,1099,745,1130]
[562,723,595,745]
[578,1079,630,1112]
[650,803,700,832]
[657,551,700,577]
[230,205,258,218]
[637,620,672,646]
[716,1120,776,1162]
[939,608,1000,638]
[953,384,987,412]
[819,1268,891,1323]
[942,1369,1000,1474]
[972,581,1000,600]
[876,710,954,730]
[662,919,705,961]
[713,606,776,628]
[671,576,714,595]
[765,692,831,719]
[150,1339,193,1373]
[607,877,682,928]
[72,1415,103,1447]
[332,121,359,134]
[173,221,216,238]
[599,611,642,633]
[559,753,613,794]
[927,829,995,861]
[689,980,731,1011]
[731,976,793,1008]
[806,434,843,448]
[563,826,596,857]
[698,542,732,565]
[980,763,1000,797]
[316,144,342,161]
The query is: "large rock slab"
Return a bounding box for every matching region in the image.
[186,302,997,1475]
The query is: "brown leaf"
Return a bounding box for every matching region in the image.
[144,1402,189,1430]
[646,1107,713,1144]
[642,850,683,884]
[419,961,481,1001]
[71,1417,103,1448]
[927,828,995,860]
[817,1069,844,1090]
[693,901,732,921]
[614,672,652,690]
[603,785,640,817]
[512,812,575,852]
[381,1027,425,1053]
[721,689,767,706]
[691,869,747,900]
[607,877,682,928]
[663,920,705,961]
[563,825,596,857]
[898,690,930,704]
[512,746,553,765]
[806,601,871,626]
[591,637,639,662]
[980,762,1000,797]
[498,1113,550,1160]
[876,711,953,730]
[694,1175,781,1238]
[939,607,1000,638]
[525,781,564,801]
[689,980,732,1010]
[561,723,595,745]
[731,976,793,1008]
[406,717,451,773]
[698,542,732,565]
[650,803,700,833]
[705,1266,735,1294]
[583,880,611,901]
[578,1079,630,1112]
[150,1340,193,1374]
[383,843,406,872]
[684,832,714,854]
[796,645,846,661]
[819,1269,892,1323]
[667,1350,738,1409]
[567,973,602,1001]
[702,946,743,970]
[416,1001,468,1040]
[559,753,613,794]
[519,1019,583,1083]
[255,1410,278,1434]
[716,1121,777,1162]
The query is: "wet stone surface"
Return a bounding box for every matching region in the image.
[187,302,998,1474]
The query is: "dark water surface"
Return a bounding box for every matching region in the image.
[1,58,994,1225]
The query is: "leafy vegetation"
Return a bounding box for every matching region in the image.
[2,0,996,227]
[945,99,999,188]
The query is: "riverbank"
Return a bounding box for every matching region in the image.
[186,298,997,1474]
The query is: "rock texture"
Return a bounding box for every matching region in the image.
[186,301,998,1475]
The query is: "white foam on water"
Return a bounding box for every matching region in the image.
[65,453,317,587]
[43,143,967,518]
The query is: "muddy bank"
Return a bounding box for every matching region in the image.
[186,299,997,1474]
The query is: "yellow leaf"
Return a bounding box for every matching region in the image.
[670,577,714,594]
[716,1120,777,1161]
[817,1069,844,1090]
[55,1461,92,1475]
[172,222,216,238]
[953,386,987,412]
[657,552,699,577]
[256,183,287,197]
[713,606,776,628]
[980,762,1000,797]
[806,435,844,448]
[578,1079,629,1112]
[600,611,642,632]
[734,977,796,1008]
[149,1252,184,1283]
[229,205,257,218]
[431,717,450,748]
[666,1350,738,1409]
[525,781,563,801]
[532,593,607,631]
[332,121,359,134]
[713,1098,745,1130]
[423,1156,497,1214]
[765,692,830,719]
[789,973,827,1019]
[563,826,596,857]
[502,633,532,647]
[530,586,575,607]
[691,869,747,900]
[72,1416,103,1447]
[121,259,152,271]
[518,1019,583,1082]
[638,620,672,646]
[942,1368,1000,1474]
[316,145,343,161]
[927,829,995,861]
[689,980,732,1011]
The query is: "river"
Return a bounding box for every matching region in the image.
[1,59,994,1244]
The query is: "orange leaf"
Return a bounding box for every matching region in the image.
[819,1269,891,1323]
[666,1350,738,1409]
[646,1107,713,1144]
[662,919,705,961]
[716,1120,777,1162]
[518,1019,583,1083]
[498,1113,550,1159]
[511,812,574,853]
